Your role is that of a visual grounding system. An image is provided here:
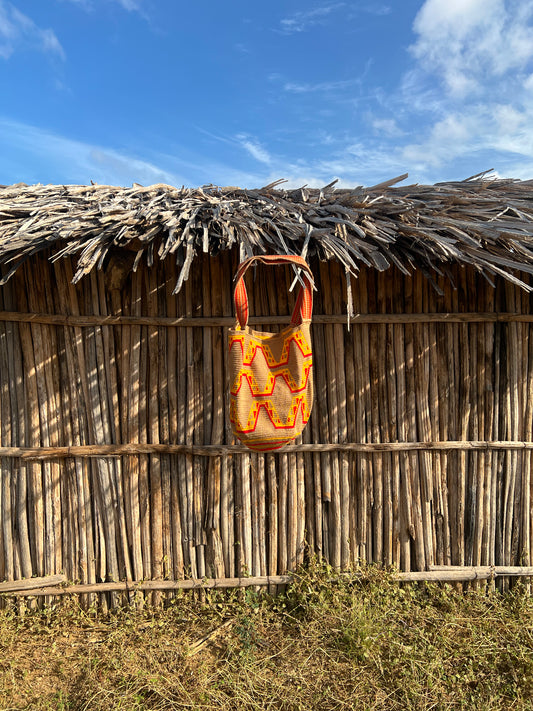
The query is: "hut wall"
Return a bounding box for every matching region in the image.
[0,251,532,592]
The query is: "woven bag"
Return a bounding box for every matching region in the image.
[229,255,314,452]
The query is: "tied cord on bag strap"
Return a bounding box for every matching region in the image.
[234,255,314,330]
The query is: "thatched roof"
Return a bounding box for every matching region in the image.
[1,173,533,297]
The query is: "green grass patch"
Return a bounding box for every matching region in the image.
[1,562,533,710]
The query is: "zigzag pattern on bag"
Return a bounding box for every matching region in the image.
[230,331,312,396]
[230,330,312,366]
[231,361,313,396]
[229,392,311,433]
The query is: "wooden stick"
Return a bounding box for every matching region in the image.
[7,565,533,598]
[267,454,278,584]
[359,269,373,564]
[192,261,206,580]
[0,298,14,589]
[2,310,533,327]
[427,280,446,566]
[52,267,80,589]
[137,274,151,585]
[116,271,135,591]
[368,274,383,566]
[5,282,32,582]
[413,273,434,567]
[457,279,469,568]
[386,272,400,567]
[313,316,331,560]
[128,269,144,583]
[331,262,350,568]
[174,266,190,576]
[59,259,97,604]
[394,568,533,582]
[429,565,533,577]
[184,274,197,578]
[379,272,394,566]
[394,278,412,572]
[503,283,519,569]
[523,311,533,572]
[343,276,356,565]
[41,261,64,580]
[147,267,163,604]
[187,618,235,656]
[206,255,225,578]
[164,259,184,581]
[484,278,496,575]
[99,269,134,588]
[0,574,67,593]
[91,270,123,606]
[252,269,268,578]
[3,440,533,459]
[86,271,121,591]
[221,251,235,578]
[436,275,451,567]
[319,261,341,568]
[6,575,294,596]
[473,281,485,570]
[14,269,43,582]
[24,262,56,583]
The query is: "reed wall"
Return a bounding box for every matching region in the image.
[0,250,532,597]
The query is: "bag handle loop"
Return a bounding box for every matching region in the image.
[234,255,314,329]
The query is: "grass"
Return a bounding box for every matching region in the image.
[1,562,533,710]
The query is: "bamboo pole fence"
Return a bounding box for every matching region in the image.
[3,566,533,599]
[0,252,533,603]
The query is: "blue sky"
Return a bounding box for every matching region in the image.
[1,0,533,188]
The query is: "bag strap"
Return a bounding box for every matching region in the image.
[234,255,314,329]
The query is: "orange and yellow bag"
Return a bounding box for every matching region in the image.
[228,255,314,452]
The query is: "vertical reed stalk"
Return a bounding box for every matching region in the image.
[147,267,163,604]
[206,256,225,578]
[165,259,184,581]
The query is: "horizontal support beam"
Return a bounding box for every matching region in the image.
[4,575,293,596]
[0,310,532,327]
[1,441,533,460]
[0,574,67,593]
[428,565,533,576]
[4,567,533,596]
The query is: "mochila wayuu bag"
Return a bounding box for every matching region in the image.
[228,254,314,452]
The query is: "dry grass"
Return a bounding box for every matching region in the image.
[1,563,533,710]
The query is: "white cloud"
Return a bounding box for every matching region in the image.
[411,0,533,96]
[197,128,273,167]
[60,0,142,12]
[400,114,477,168]
[338,0,533,183]
[365,4,391,15]
[90,149,178,185]
[524,74,533,92]
[0,2,65,59]
[0,118,286,189]
[278,3,346,34]
[283,78,360,94]
[348,3,392,19]
[371,117,403,137]
[398,101,533,178]
[0,118,183,186]
[279,1,393,34]
[236,136,272,165]
[493,105,527,136]
[114,0,141,10]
